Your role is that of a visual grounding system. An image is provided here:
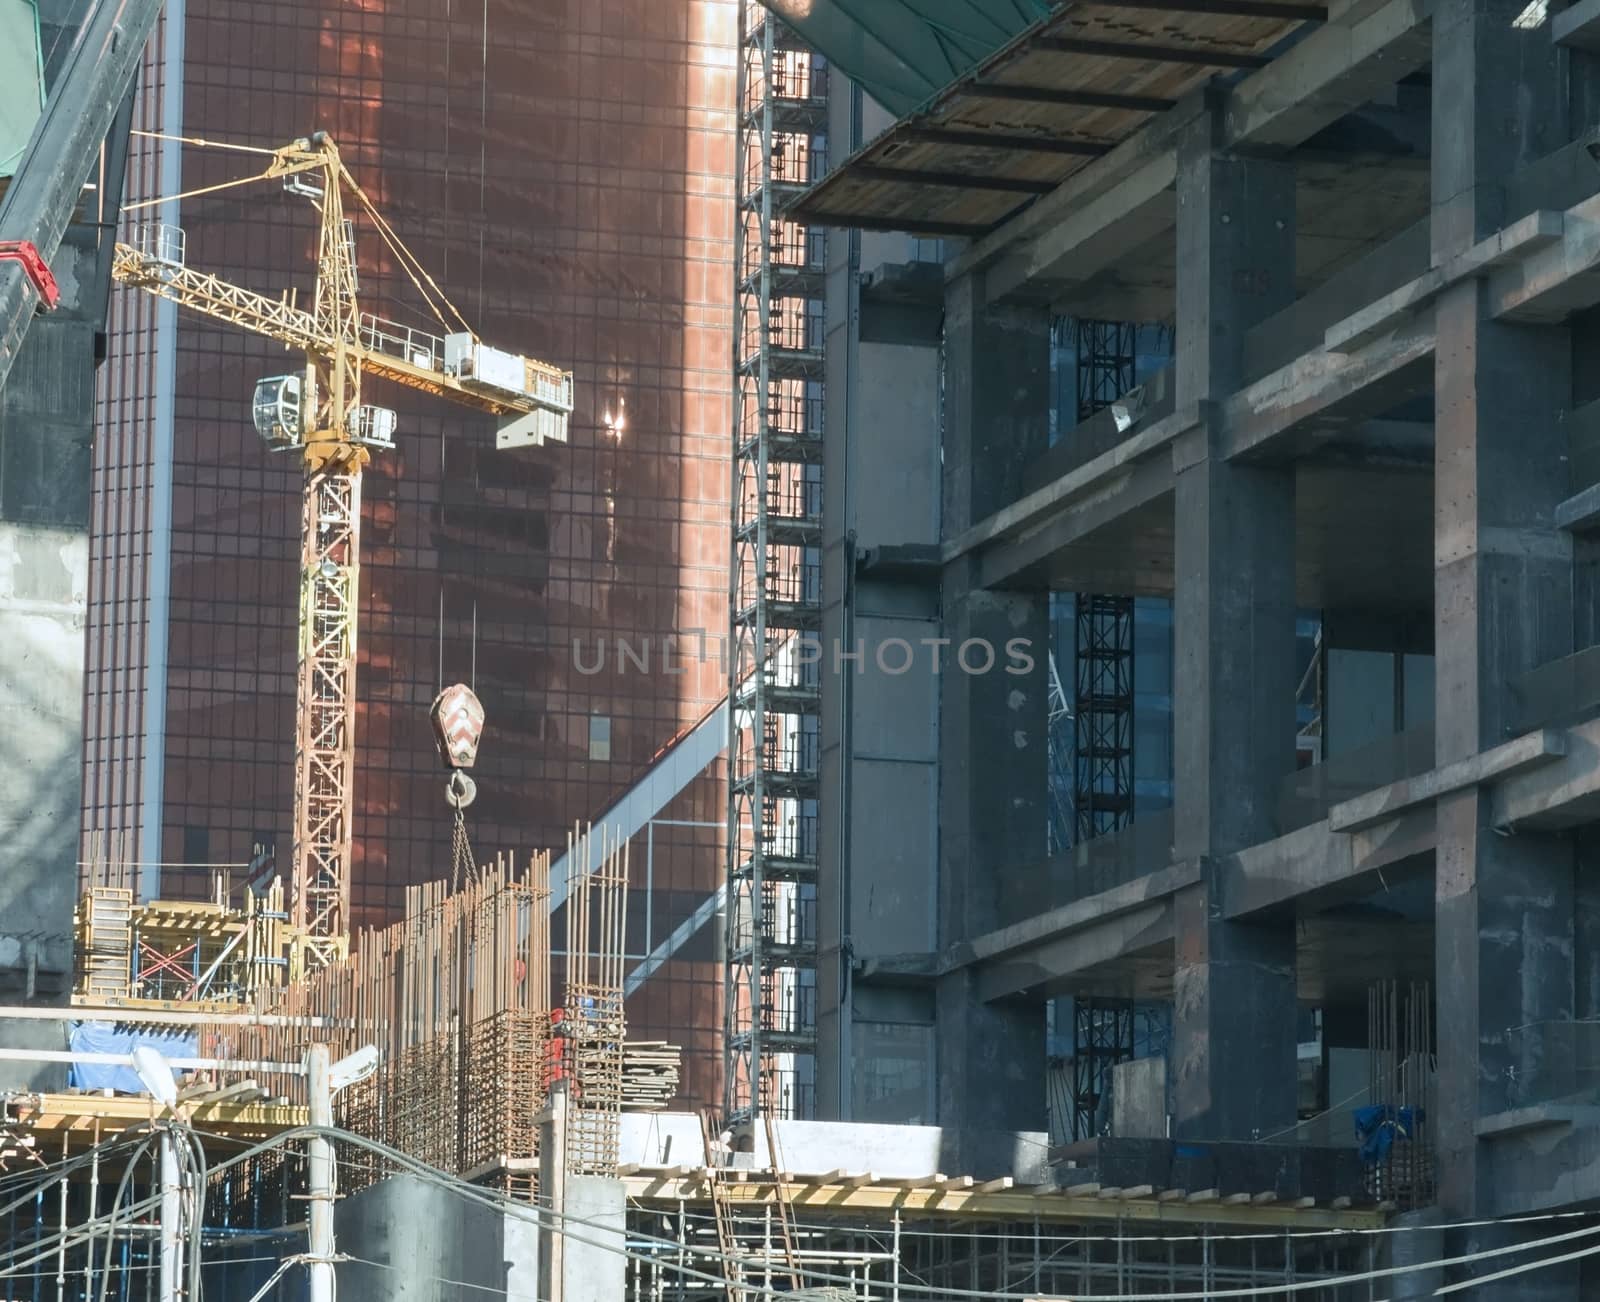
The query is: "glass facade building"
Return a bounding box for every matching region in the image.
[83,0,737,1108]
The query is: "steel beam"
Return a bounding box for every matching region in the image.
[0,0,162,395]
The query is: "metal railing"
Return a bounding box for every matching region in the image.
[358,311,445,371]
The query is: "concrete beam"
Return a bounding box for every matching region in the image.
[947,91,1210,287]
[1488,193,1600,323]
[977,454,1173,588]
[1478,1114,1600,1217]
[1553,0,1600,52]
[1557,468,1600,533]
[976,901,1174,1002]
[955,859,1201,970]
[1219,316,1434,461]
[986,156,1175,303]
[1493,714,1600,831]
[1228,808,1435,916]
[1329,729,1568,832]
[943,403,1201,565]
[1223,0,1434,150]
[1324,210,1564,352]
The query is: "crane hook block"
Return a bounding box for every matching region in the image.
[430,682,485,770]
[0,242,60,311]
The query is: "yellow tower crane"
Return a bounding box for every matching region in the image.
[113,131,573,970]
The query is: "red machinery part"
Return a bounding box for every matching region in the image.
[0,242,61,311]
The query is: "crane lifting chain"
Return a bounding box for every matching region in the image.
[448,782,477,894]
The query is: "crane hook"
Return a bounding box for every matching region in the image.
[446,770,477,810]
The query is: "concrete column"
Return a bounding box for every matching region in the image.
[1430,0,1579,1242]
[934,271,1050,1149]
[1169,117,1300,1140]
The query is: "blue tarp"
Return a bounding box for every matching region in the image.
[68,1022,196,1094]
[1353,1104,1423,1163]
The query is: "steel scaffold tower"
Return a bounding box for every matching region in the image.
[1068,321,1141,1137]
[1070,320,1139,845]
[1073,595,1135,841]
[726,0,828,1123]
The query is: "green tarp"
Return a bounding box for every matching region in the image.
[0,0,45,178]
[763,0,1055,117]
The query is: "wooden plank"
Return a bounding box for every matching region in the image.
[847,164,1061,195]
[965,83,1177,113]
[1066,1182,1102,1196]
[1034,34,1272,67]
[899,127,1109,158]
[1186,1188,1221,1203]
[1119,1185,1156,1199]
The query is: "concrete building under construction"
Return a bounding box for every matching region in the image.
[11,0,1600,1297]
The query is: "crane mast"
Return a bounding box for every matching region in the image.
[112,132,573,968]
[294,137,363,968]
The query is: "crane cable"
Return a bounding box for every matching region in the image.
[341,165,475,336]
[119,166,284,213]
[117,130,476,337]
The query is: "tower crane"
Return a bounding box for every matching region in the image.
[112,131,574,970]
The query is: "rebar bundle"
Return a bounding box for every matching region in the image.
[200,851,554,1194]
[561,824,629,1177]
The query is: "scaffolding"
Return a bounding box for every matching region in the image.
[1074,319,1139,418]
[1073,594,1136,843]
[622,1176,1383,1302]
[1065,318,1144,850]
[727,0,828,1125]
[73,879,307,1010]
[1063,322,1144,1141]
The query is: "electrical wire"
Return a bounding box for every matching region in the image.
[300,1127,1600,1302]
[30,1118,1600,1302]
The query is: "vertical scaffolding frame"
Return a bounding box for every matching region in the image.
[1068,320,1140,847]
[1073,595,1135,842]
[1066,321,1143,1136]
[1073,320,1138,419]
[727,0,828,1123]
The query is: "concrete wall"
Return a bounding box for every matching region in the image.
[816,77,945,1121]
[563,1176,625,1302]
